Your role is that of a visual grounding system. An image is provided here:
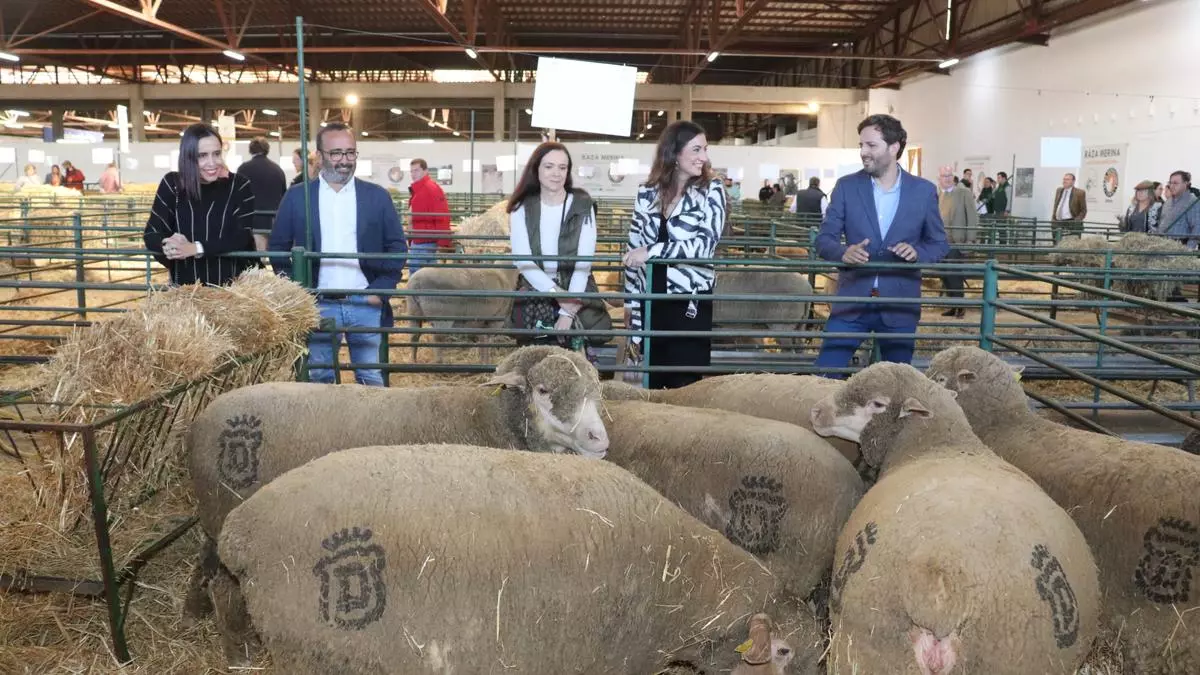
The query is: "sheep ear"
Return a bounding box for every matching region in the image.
[1010,364,1025,382]
[899,397,933,419]
[956,369,978,383]
[945,389,958,399]
[481,371,527,391]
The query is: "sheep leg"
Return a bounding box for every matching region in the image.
[181,535,219,622]
[406,297,423,362]
[210,566,261,667]
[769,322,797,353]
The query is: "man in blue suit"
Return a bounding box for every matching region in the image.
[269,122,407,386]
[814,114,948,375]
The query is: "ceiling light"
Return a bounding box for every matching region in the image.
[808,102,820,113]
[938,58,960,69]
[0,51,19,63]
[389,108,403,115]
[269,131,281,137]
[427,121,435,127]
[706,51,719,62]
[453,131,461,137]
[465,47,478,59]
[320,122,328,127]
[262,109,278,116]
[345,94,360,105]
[832,42,840,47]
[402,138,435,144]
[637,133,645,139]
[524,108,533,115]
[657,110,664,117]
[645,124,652,130]
[222,49,245,62]
[7,110,29,117]
[361,131,368,136]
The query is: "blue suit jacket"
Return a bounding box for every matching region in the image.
[815,168,949,327]
[268,177,408,325]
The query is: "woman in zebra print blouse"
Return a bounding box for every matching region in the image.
[623,120,726,389]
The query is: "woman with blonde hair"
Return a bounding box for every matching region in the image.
[15,164,42,191]
[623,120,726,389]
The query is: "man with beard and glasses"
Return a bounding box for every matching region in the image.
[813,114,948,376]
[269,122,408,386]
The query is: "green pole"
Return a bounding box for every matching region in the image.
[980,259,997,350]
[641,263,652,389]
[73,213,87,320]
[296,16,312,262]
[1094,250,1113,419]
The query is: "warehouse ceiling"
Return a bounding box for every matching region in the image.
[0,0,1139,140]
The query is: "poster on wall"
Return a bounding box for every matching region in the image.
[482,164,504,194]
[1013,168,1035,198]
[436,165,453,186]
[905,147,922,177]
[1081,143,1127,214]
[778,169,800,195]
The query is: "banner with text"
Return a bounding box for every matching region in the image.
[1081,143,1127,218]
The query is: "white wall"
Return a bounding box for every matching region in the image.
[0,135,860,199]
[873,0,1200,222]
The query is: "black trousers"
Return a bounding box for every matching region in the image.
[939,247,965,299]
[646,265,713,390]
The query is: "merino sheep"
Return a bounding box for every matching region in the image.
[217,444,821,673]
[602,374,859,463]
[713,268,814,351]
[603,399,862,613]
[185,346,608,660]
[404,265,517,362]
[927,346,1200,673]
[810,362,1100,675]
[731,614,795,675]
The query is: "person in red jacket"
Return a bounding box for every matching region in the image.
[62,161,86,192]
[407,158,451,275]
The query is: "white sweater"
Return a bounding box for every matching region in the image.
[508,194,598,294]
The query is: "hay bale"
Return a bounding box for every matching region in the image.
[37,304,235,412]
[1110,232,1200,300]
[455,199,510,254]
[228,268,320,341]
[1049,235,1112,267]
[146,284,287,356]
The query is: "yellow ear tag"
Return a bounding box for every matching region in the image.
[1013,370,1022,382]
[491,385,504,396]
[735,638,754,654]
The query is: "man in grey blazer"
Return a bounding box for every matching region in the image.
[937,165,979,318]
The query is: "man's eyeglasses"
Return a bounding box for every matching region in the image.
[322,149,359,161]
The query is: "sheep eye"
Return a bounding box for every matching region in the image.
[535,384,550,395]
[778,647,791,656]
[870,400,887,410]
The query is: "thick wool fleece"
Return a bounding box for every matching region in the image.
[601,373,859,463]
[218,444,818,674]
[603,400,863,627]
[820,363,1100,675]
[928,346,1200,674]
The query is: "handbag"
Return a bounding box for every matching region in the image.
[510,276,560,342]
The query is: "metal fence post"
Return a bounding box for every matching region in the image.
[980,260,997,350]
[641,262,653,389]
[82,427,131,663]
[73,213,87,321]
[1094,251,1114,419]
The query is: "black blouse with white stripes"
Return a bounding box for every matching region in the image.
[143,172,259,286]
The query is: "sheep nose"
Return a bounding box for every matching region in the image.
[588,430,600,441]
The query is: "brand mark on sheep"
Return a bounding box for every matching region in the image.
[1134,517,1199,604]
[217,415,262,490]
[830,522,878,613]
[1030,544,1080,648]
[725,475,789,555]
[313,526,388,630]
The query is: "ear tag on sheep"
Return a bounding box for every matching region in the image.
[490,385,503,396]
[1012,365,1024,382]
[734,638,754,654]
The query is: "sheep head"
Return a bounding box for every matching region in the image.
[731,613,794,675]
[925,346,1028,430]
[487,345,609,458]
[810,362,970,469]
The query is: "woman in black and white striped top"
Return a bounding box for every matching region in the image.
[623,120,726,389]
[143,123,259,286]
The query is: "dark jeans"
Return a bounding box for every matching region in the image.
[815,308,917,379]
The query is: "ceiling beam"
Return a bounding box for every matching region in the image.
[7,10,105,48]
[683,0,773,84]
[413,0,503,79]
[74,0,237,53]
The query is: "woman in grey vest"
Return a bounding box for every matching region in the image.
[508,142,611,348]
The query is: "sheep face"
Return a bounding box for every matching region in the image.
[731,612,794,675]
[925,347,1026,426]
[810,363,957,467]
[488,346,609,458]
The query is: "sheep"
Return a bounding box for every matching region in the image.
[404,265,517,363]
[185,345,608,661]
[809,362,1100,675]
[602,373,859,464]
[602,399,863,616]
[713,267,814,351]
[926,346,1200,674]
[216,443,823,673]
[732,614,795,675]
[1182,428,1199,455]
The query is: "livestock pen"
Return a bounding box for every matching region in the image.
[2,196,1199,671]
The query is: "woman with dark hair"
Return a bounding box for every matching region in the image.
[507,142,610,348]
[143,123,259,286]
[45,164,62,187]
[622,120,726,389]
